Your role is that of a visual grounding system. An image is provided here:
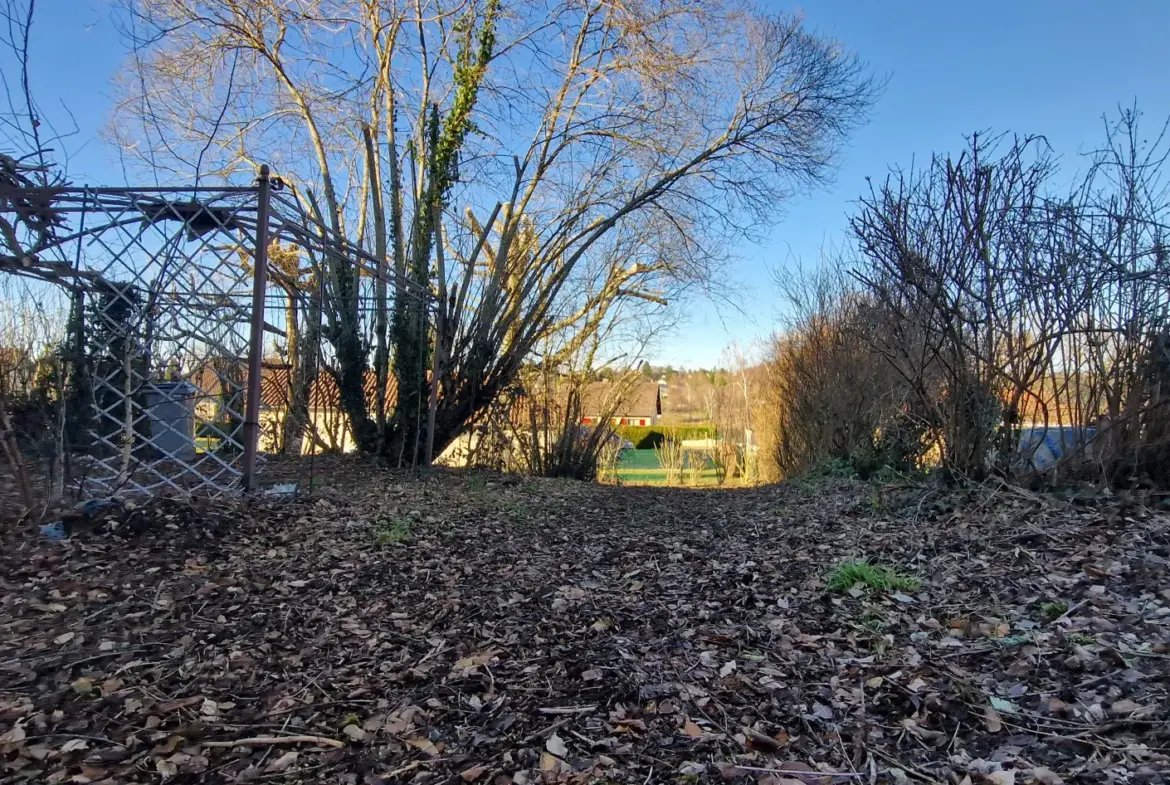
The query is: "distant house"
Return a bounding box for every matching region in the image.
[579,381,662,427]
[191,362,396,454]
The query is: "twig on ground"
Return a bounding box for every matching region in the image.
[734,765,872,779]
[538,705,596,715]
[868,749,937,782]
[518,716,573,746]
[381,760,424,779]
[201,735,345,749]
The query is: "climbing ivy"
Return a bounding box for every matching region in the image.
[389,0,500,464]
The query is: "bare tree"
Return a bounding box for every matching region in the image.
[1,0,76,284]
[115,0,877,464]
[0,0,87,513]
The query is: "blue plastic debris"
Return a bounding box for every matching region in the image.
[264,482,298,498]
[39,521,67,540]
[1018,426,1097,469]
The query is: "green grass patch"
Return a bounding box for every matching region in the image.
[1039,600,1068,621]
[613,449,722,486]
[827,559,919,593]
[373,517,411,546]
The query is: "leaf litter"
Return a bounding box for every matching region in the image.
[1,460,1168,783]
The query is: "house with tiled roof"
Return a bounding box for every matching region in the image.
[579,381,662,427]
[190,361,396,454]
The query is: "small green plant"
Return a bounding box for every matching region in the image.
[503,500,528,518]
[1039,600,1069,621]
[373,517,411,546]
[827,559,919,593]
[858,611,888,635]
[341,712,360,729]
[814,457,857,479]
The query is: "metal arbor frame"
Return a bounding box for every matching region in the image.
[0,165,431,497]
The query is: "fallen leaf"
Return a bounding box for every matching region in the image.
[266,751,298,773]
[460,765,487,782]
[0,724,26,744]
[1110,699,1141,715]
[25,744,50,760]
[454,648,499,670]
[545,733,569,758]
[682,720,702,738]
[343,724,366,741]
[742,727,781,753]
[984,705,1003,733]
[1029,768,1064,785]
[406,737,439,756]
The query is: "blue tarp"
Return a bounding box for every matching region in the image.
[1018,426,1097,469]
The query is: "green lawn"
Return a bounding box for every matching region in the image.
[613,448,721,486]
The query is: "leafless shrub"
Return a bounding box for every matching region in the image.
[712,440,739,485]
[848,133,1071,479]
[760,264,913,479]
[763,107,1170,488]
[654,437,685,485]
[451,364,637,482]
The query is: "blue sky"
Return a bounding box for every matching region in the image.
[18,1,1170,368]
[659,0,1170,368]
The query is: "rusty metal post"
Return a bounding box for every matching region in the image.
[241,165,272,491]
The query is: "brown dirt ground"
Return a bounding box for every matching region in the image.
[2,457,1169,784]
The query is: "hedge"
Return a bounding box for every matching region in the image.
[614,424,717,449]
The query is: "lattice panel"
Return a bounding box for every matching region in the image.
[64,188,259,496]
[3,171,432,500]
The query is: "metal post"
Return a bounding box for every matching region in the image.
[425,307,442,466]
[241,165,272,491]
[424,203,447,466]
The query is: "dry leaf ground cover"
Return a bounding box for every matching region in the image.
[2,458,1169,785]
